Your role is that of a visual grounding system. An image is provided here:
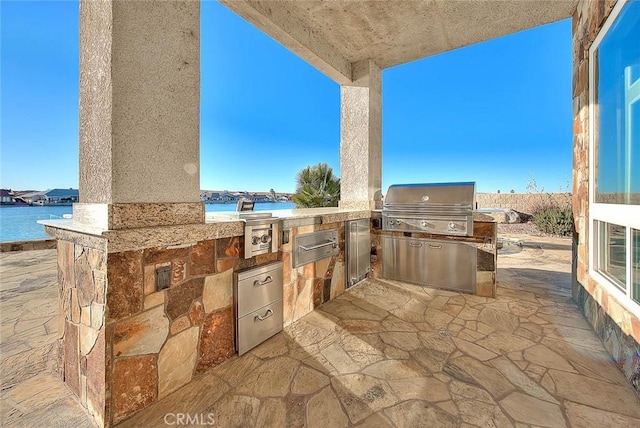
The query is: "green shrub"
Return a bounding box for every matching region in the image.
[532,206,574,237]
[292,163,340,208]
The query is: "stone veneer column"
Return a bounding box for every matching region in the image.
[572,0,640,395]
[62,1,202,426]
[339,59,382,210]
[77,0,202,229]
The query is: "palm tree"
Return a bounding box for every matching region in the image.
[292,163,340,208]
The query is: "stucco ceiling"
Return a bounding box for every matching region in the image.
[221,0,578,84]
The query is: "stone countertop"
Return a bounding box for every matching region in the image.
[206,207,370,227]
[39,207,371,253]
[473,212,497,222]
[38,218,109,238]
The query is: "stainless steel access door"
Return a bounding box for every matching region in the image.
[347,218,370,287]
[294,229,339,268]
[382,236,476,293]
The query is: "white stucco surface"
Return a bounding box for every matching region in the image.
[221,0,578,83]
[80,1,200,204]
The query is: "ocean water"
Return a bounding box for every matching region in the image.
[0,202,296,243]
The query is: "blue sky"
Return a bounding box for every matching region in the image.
[1,1,572,194]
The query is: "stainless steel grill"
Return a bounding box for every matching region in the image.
[382,182,475,236]
[382,182,477,293]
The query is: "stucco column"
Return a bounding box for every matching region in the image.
[77,0,202,229]
[339,59,383,210]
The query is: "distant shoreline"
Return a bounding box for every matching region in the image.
[202,200,290,205]
[0,200,292,208]
[0,202,73,207]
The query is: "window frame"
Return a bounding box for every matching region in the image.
[588,0,640,318]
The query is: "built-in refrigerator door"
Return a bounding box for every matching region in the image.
[347,218,371,288]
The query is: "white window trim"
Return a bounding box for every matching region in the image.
[588,0,640,319]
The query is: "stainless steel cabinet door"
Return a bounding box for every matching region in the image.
[423,239,476,293]
[382,236,476,293]
[382,236,425,285]
[347,218,370,287]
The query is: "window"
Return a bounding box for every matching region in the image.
[596,221,627,290]
[589,0,640,314]
[633,228,640,304]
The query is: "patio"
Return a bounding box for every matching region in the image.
[1,233,639,427]
[24,0,636,424]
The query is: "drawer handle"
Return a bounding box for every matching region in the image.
[300,239,337,251]
[409,242,423,247]
[428,244,442,249]
[254,308,274,321]
[253,275,273,286]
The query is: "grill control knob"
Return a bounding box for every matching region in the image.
[448,222,457,230]
[260,234,271,244]
[251,236,260,245]
[420,221,427,227]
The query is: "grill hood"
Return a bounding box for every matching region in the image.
[384,182,475,210]
[382,182,476,236]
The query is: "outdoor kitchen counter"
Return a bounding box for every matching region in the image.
[40,207,370,253]
[262,207,369,226]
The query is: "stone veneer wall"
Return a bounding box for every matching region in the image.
[0,239,57,252]
[476,193,571,215]
[57,234,281,426]
[105,236,278,425]
[281,222,346,326]
[370,219,497,298]
[572,0,640,395]
[57,239,108,426]
[574,283,640,392]
[55,221,351,426]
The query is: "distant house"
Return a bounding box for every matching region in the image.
[43,188,79,205]
[221,192,239,202]
[0,189,15,204]
[199,190,289,204]
[251,192,270,202]
[201,191,222,202]
[16,190,46,205]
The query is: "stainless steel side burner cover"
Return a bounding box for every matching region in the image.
[236,198,255,212]
[243,215,279,259]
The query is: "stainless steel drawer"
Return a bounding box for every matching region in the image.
[294,229,339,267]
[234,261,283,318]
[237,299,283,355]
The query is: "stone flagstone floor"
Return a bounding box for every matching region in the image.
[2,235,640,427]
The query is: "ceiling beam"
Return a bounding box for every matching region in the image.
[220,0,354,84]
